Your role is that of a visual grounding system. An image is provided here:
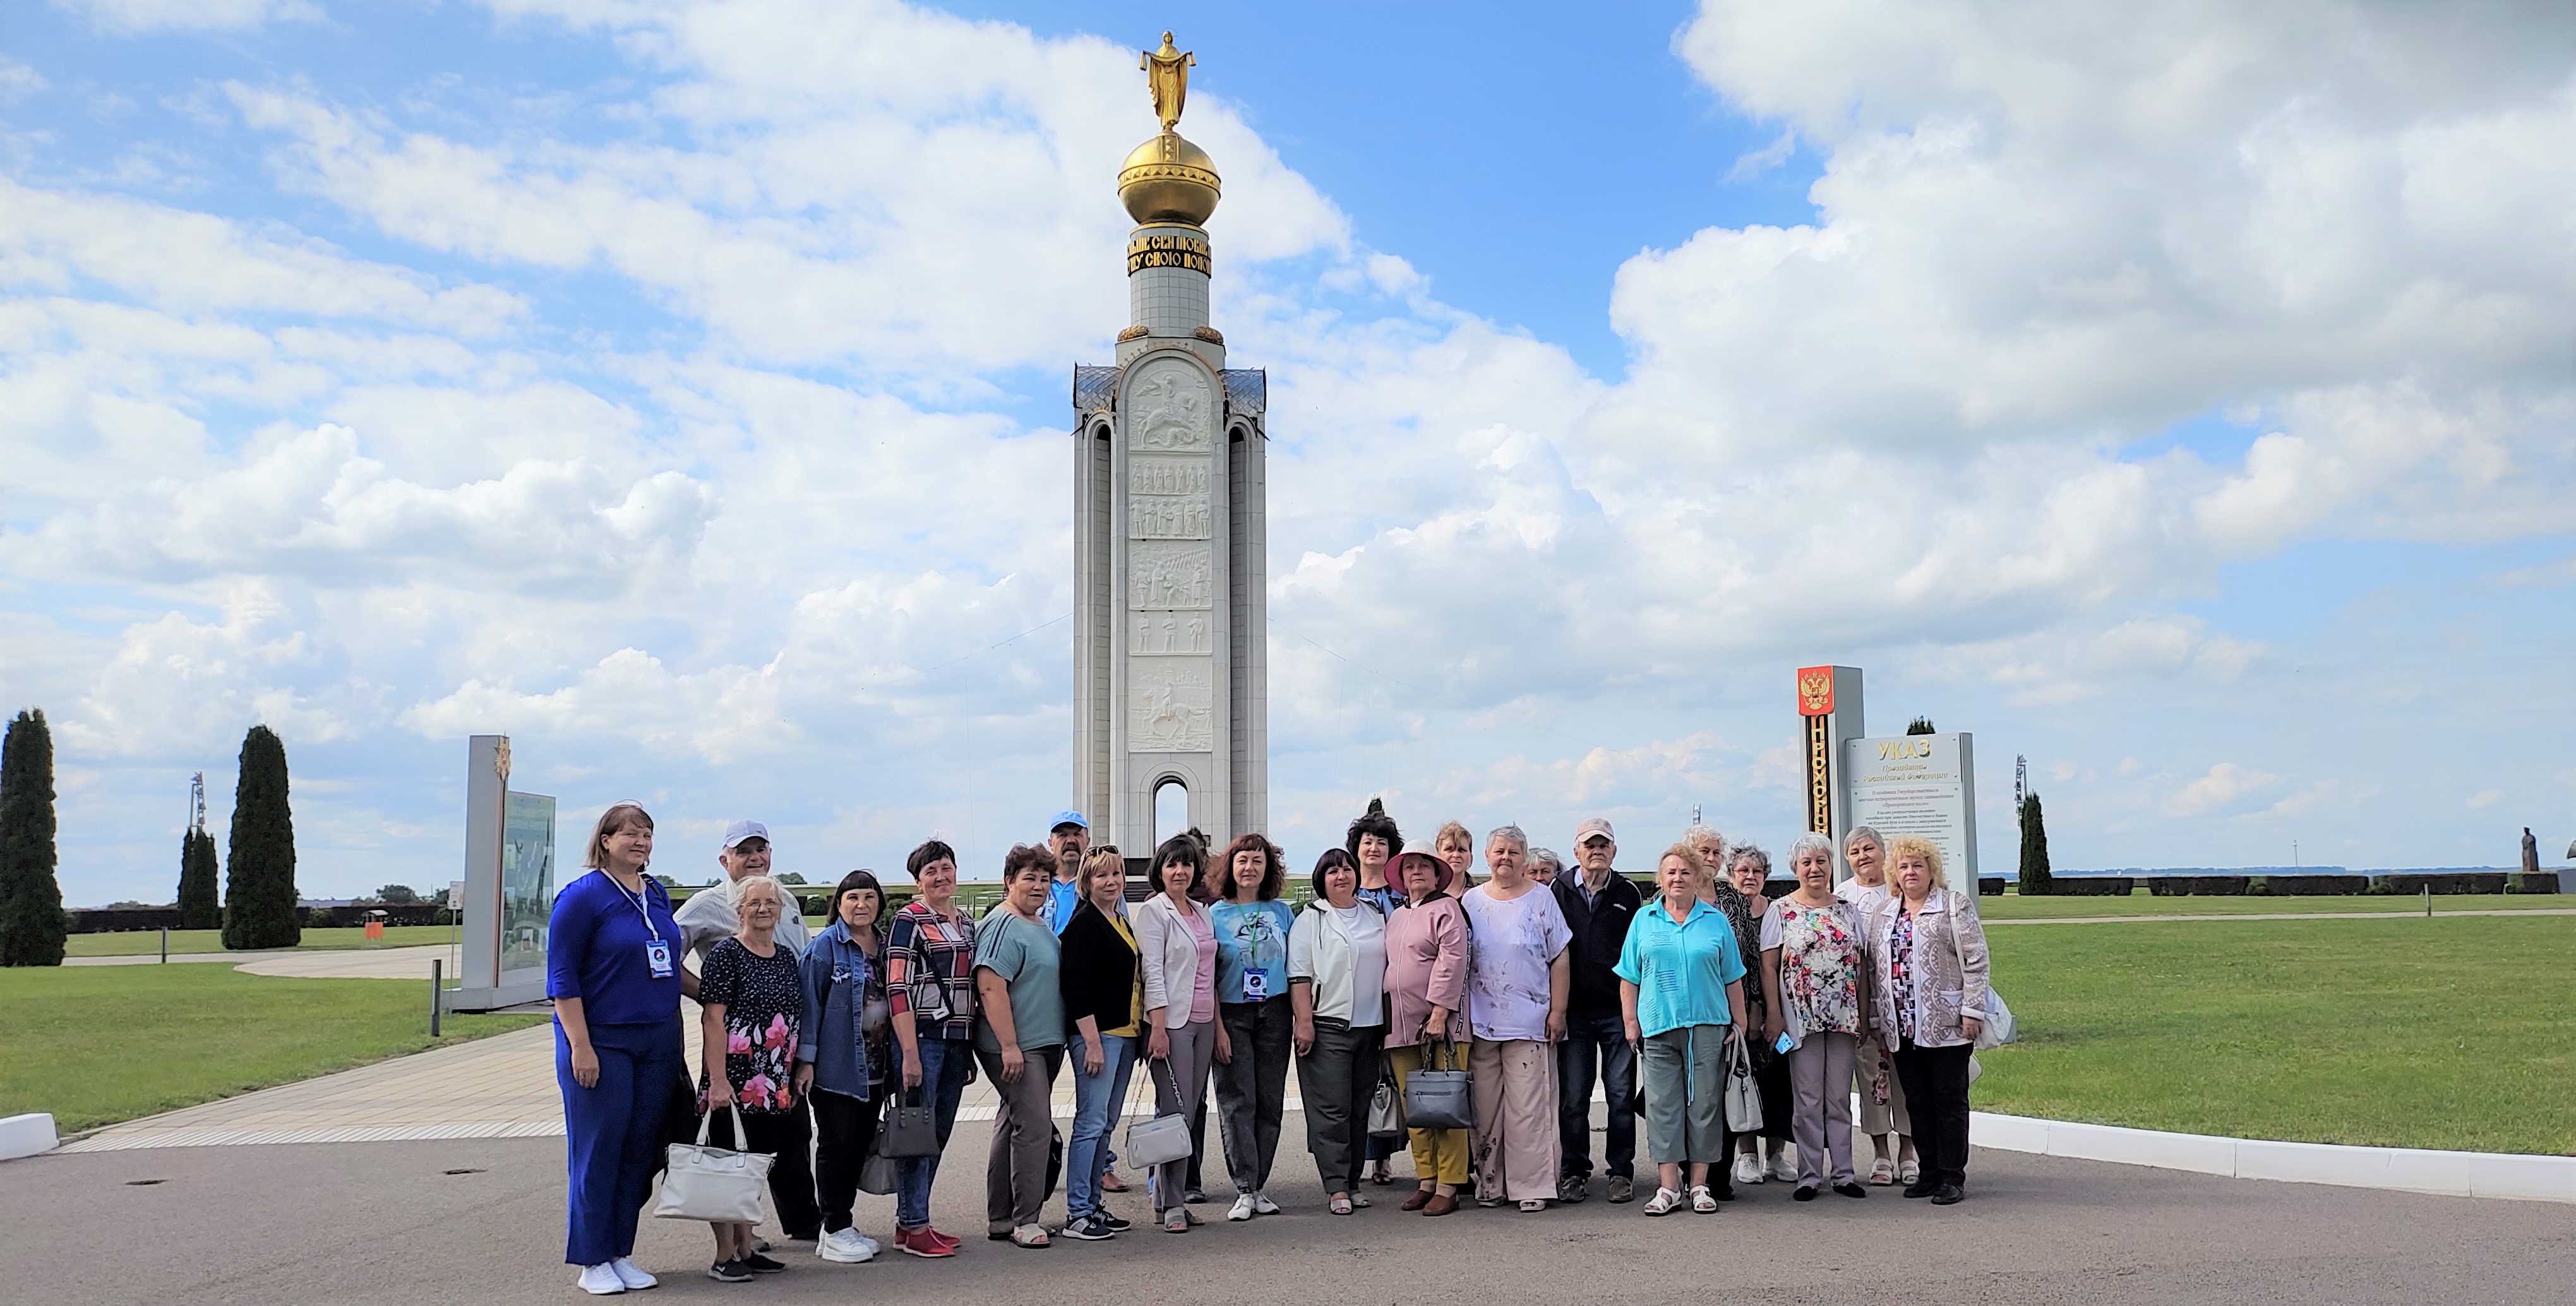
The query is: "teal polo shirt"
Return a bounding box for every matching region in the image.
[1612,897,1746,1038]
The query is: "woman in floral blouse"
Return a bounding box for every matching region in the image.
[696,874,809,1281]
[1761,834,1872,1201]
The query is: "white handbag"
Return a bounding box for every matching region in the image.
[1723,1034,1764,1134]
[1123,1055,1195,1169]
[1948,896,2016,1049]
[654,1104,775,1225]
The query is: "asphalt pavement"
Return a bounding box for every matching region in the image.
[5,1120,2570,1306]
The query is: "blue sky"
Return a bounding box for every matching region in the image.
[3,0,2571,904]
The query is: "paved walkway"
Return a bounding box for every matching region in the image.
[65,944,458,971]
[10,1131,2572,1306]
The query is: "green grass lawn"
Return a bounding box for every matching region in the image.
[1980,890,2563,919]
[64,925,468,957]
[0,964,543,1133]
[1976,914,2576,1155]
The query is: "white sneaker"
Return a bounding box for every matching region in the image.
[1770,1147,1799,1183]
[575,1264,625,1295]
[607,1258,656,1290]
[817,1228,876,1264]
[1734,1153,1764,1185]
[1227,1194,1257,1221]
[1253,1192,1281,1216]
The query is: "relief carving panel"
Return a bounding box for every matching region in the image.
[1129,457,1212,498]
[1128,359,1213,452]
[1127,495,1211,540]
[1128,658,1213,752]
[1127,540,1213,610]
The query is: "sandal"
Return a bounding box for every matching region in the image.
[1010,1224,1050,1249]
[1642,1187,1681,1216]
[1351,1194,1371,1209]
[1869,1156,1896,1186]
[1690,1185,1718,1214]
[1518,1199,1548,1213]
[1329,1197,1353,1216]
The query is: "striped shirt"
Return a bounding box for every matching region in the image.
[885,901,979,1041]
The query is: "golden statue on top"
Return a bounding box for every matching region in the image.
[1141,30,1194,131]
[1118,30,1219,226]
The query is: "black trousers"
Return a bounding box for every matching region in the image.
[810,1087,880,1235]
[704,1099,820,1237]
[1294,1018,1384,1195]
[1892,1039,1974,1188]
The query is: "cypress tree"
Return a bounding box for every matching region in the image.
[222,725,301,950]
[0,709,68,967]
[1906,716,1936,734]
[177,828,221,929]
[2018,789,2054,897]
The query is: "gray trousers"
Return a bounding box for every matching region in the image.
[974,1043,1063,1232]
[1214,997,1293,1194]
[1787,1031,1858,1186]
[1854,1033,1912,1137]
[1147,1019,1216,1215]
[1638,1026,1727,1165]
[1293,1017,1384,1195]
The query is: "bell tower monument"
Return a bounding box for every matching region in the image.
[1072,32,1269,856]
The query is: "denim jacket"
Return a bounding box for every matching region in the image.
[796,921,877,1099]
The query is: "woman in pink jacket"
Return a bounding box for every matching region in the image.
[1381,846,1470,1216]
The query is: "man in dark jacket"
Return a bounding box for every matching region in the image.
[1552,817,1641,1203]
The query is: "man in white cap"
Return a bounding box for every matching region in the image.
[671,818,819,1249]
[1551,816,1640,1204]
[674,820,812,962]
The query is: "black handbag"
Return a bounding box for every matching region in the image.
[877,1084,940,1158]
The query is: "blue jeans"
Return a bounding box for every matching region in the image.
[896,1034,974,1229]
[1557,1009,1636,1182]
[1065,1033,1137,1219]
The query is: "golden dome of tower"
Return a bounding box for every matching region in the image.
[1118,31,1220,226]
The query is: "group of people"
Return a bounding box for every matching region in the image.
[544,798,1995,1295]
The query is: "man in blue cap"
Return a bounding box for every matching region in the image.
[1038,810,1091,934]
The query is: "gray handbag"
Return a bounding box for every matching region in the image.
[1367,1070,1405,1137]
[1401,1036,1473,1131]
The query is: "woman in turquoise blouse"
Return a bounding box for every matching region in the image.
[1615,843,1747,1216]
[1209,832,1297,1221]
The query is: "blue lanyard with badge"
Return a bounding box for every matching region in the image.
[610,872,674,979]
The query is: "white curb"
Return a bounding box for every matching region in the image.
[1969,1110,2576,1204]
[0,1113,58,1161]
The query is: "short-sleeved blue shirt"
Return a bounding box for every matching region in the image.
[1612,897,1746,1038]
[1209,899,1296,1004]
[547,869,684,1027]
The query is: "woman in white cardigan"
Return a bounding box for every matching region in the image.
[1132,830,1221,1233]
[1288,848,1389,1215]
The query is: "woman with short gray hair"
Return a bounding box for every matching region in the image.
[1461,825,1572,1211]
[1763,834,1871,1200]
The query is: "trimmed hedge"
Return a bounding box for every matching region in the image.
[2261,875,2369,896]
[2375,872,2508,896]
[1979,877,2004,896]
[2507,872,2561,894]
[2148,875,2249,896]
[2052,877,2133,896]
